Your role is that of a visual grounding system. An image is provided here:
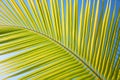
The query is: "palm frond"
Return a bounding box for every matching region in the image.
[0,26,98,80]
[0,0,120,80]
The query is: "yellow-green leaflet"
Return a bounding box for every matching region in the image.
[0,0,120,80]
[0,26,98,80]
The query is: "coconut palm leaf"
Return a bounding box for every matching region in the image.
[0,26,99,80]
[0,0,120,80]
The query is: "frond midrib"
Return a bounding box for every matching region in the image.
[0,25,102,79]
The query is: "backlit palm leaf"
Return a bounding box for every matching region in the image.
[0,0,120,80]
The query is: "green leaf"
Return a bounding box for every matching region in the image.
[0,26,98,80]
[0,0,120,80]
